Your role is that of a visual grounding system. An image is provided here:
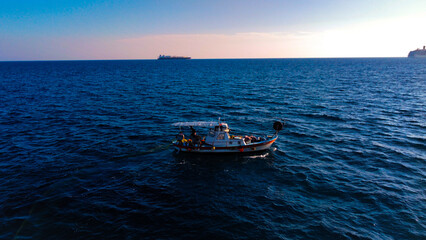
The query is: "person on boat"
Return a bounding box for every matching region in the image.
[190,126,196,137]
[191,132,202,146]
[176,131,185,144]
[187,139,193,147]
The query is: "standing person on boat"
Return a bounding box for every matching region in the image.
[189,126,201,146]
[176,131,185,144]
[190,126,196,138]
[191,132,202,146]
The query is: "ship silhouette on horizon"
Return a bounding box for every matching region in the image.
[157,54,191,60]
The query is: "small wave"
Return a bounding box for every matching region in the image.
[300,113,346,122]
[96,123,123,130]
[228,111,250,116]
[127,135,147,140]
[112,142,172,160]
[312,104,327,109]
[406,134,426,143]
[372,141,425,160]
[287,131,321,139]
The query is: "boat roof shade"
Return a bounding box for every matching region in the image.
[172,121,225,127]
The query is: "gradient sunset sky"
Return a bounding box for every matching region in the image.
[1,0,425,60]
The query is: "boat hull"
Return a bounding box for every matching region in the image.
[173,137,277,154]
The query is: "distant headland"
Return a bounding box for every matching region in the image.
[408,46,426,58]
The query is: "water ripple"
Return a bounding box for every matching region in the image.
[0,59,425,239]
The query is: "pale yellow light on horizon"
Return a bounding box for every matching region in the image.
[319,15,426,57]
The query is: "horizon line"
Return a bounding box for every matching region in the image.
[0,56,408,62]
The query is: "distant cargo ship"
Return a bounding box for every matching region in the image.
[157,55,191,60]
[408,46,426,58]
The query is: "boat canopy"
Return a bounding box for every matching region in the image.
[172,121,221,127]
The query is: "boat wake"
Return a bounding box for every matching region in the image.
[112,142,172,160]
[242,152,269,159]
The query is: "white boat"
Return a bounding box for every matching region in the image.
[172,120,283,154]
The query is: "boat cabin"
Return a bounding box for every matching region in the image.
[205,123,245,147]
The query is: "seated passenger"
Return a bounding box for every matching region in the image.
[195,135,202,146]
[176,131,185,144]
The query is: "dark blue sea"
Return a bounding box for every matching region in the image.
[1,58,425,239]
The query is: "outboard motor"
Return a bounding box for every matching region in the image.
[273,121,284,135]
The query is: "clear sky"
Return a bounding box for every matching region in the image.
[0,0,425,60]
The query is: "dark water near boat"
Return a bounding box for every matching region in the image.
[1,58,425,239]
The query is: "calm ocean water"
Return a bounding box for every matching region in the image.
[0,58,425,239]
